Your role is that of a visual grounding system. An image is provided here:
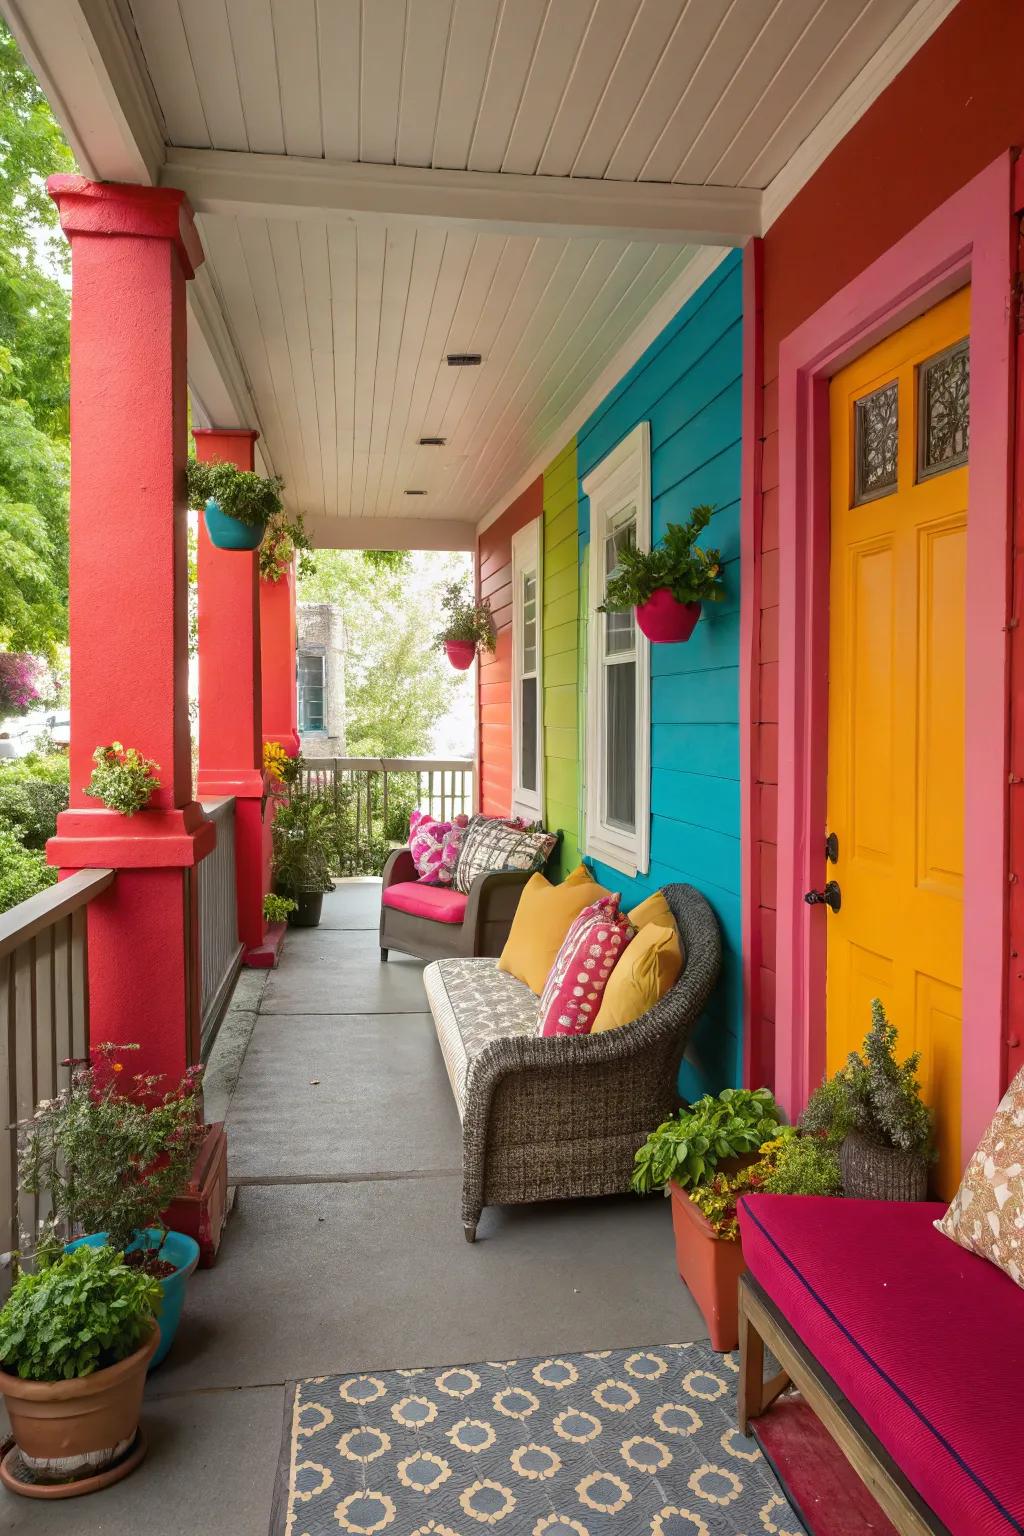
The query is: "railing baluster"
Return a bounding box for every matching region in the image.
[0,952,14,1271]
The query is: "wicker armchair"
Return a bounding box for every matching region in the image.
[423,883,722,1241]
[379,847,534,963]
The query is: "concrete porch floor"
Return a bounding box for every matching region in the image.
[3,880,704,1535]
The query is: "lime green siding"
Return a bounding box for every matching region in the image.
[542,440,579,880]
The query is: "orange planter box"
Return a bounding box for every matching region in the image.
[162,1122,228,1268]
[669,1179,747,1352]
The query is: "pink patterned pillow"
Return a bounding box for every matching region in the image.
[537,896,634,1037]
[408,811,469,886]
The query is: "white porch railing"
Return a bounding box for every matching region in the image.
[198,796,244,1057]
[298,757,475,872]
[0,869,113,1276]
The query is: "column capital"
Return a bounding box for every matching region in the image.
[47,174,204,279]
[193,428,260,447]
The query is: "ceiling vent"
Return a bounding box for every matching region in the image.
[404,488,427,496]
[418,436,447,446]
[446,352,482,367]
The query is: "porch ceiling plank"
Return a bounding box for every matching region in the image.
[129,0,211,149]
[272,0,323,158]
[302,515,476,553]
[351,222,389,517]
[175,0,248,153]
[224,0,285,155]
[531,0,645,179]
[186,262,275,476]
[297,220,339,523]
[364,225,419,515]
[269,219,327,516]
[359,0,409,166]
[327,222,360,520]
[463,0,549,175]
[158,148,764,246]
[490,0,599,178]
[429,0,502,172]
[393,0,453,169]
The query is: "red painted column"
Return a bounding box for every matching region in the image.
[260,562,300,756]
[46,175,213,1082]
[193,428,273,962]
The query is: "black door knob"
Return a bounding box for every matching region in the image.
[804,880,841,913]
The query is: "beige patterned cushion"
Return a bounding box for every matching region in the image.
[422,958,539,1119]
[935,1065,1024,1287]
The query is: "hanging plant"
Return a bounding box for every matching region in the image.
[598,503,725,643]
[0,653,48,716]
[259,510,315,583]
[433,581,497,669]
[186,459,284,552]
[84,743,161,816]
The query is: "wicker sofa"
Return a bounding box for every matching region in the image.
[422,883,721,1241]
[379,847,534,963]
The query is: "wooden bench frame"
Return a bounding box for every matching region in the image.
[737,1273,950,1536]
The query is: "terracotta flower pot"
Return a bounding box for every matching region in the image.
[0,1323,158,1493]
[445,639,477,670]
[635,588,701,643]
[669,1180,746,1352]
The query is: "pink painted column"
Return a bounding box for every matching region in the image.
[46,175,214,1082]
[194,428,273,962]
[260,563,300,756]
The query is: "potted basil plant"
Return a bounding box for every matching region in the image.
[599,503,725,643]
[433,581,497,670]
[186,458,284,552]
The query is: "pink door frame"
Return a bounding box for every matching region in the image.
[771,151,1016,1166]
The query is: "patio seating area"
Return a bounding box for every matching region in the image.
[6,879,704,1535]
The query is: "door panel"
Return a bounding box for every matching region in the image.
[827,287,969,1196]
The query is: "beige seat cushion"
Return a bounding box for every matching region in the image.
[935,1064,1024,1287]
[423,958,539,1119]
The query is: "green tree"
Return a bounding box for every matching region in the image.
[0,20,74,656]
[299,549,470,757]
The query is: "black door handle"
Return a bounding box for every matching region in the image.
[804,881,841,913]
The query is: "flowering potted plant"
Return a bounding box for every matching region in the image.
[632,1087,784,1350]
[0,653,48,717]
[599,503,725,643]
[271,789,337,927]
[433,581,497,670]
[19,1045,207,1370]
[258,510,314,583]
[0,1246,160,1496]
[800,998,935,1200]
[263,892,296,924]
[186,458,284,552]
[84,743,160,815]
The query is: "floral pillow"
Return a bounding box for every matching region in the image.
[537,896,634,1037]
[408,810,469,887]
[452,818,557,895]
[934,1064,1024,1288]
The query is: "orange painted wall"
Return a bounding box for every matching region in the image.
[476,477,544,816]
[750,0,1024,1088]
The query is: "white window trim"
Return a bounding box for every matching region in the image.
[582,421,651,877]
[511,517,544,822]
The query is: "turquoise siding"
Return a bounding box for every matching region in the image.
[577,250,744,1099]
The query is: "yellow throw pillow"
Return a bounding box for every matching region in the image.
[627,890,679,936]
[498,865,611,995]
[591,922,683,1032]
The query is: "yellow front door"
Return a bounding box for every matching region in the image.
[826,287,970,1195]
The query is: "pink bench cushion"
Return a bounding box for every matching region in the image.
[381,880,468,925]
[738,1194,1024,1536]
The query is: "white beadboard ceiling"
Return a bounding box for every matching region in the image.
[4,0,945,539]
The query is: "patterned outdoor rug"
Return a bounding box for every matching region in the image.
[275,1343,805,1536]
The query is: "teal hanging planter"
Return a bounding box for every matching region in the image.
[67,1228,200,1370]
[203,497,265,551]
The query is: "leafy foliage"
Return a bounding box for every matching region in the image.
[259,510,314,582]
[760,1134,842,1196]
[0,826,55,913]
[0,651,45,713]
[686,1129,840,1239]
[186,459,283,528]
[263,892,296,924]
[271,790,338,894]
[800,998,934,1158]
[599,505,725,612]
[0,1245,160,1382]
[362,549,411,572]
[84,743,160,816]
[19,1043,206,1260]
[631,1086,783,1194]
[433,580,496,653]
[0,750,68,847]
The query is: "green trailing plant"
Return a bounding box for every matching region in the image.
[263,892,296,924]
[631,1086,783,1195]
[800,998,934,1159]
[599,504,725,612]
[271,789,337,895]
[84,742,160,816]
[259,510,314,583]
[186,458,284,528]
[0,1246,160,1382]
[433,581,497,654]
[19,1043,206,1270]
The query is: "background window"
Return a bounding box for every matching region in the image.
[298,652,326,733]
[511,520,543,820]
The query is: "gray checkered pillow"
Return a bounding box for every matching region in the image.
[453,817,557,895]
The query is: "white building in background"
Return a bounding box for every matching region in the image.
[296,603,347,759]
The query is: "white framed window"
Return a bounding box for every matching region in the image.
[582,422,651,876]
[511,518,544,822]
[297,652,326,733]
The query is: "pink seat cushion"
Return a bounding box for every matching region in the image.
[738,1194,1024,1536]
[381,880,468,925]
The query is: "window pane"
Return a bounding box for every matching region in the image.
[919,338,969,477]
[521,676,537,792]
[604,516,636,654]
[854,380,898,503]
[298,653,325,732]
[605,661,636,831]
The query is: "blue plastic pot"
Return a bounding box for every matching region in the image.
[203,496,265,551]
[67,1228,200,1370]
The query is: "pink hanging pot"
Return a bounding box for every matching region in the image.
[635,588,702,643]
[445,639,477,671]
